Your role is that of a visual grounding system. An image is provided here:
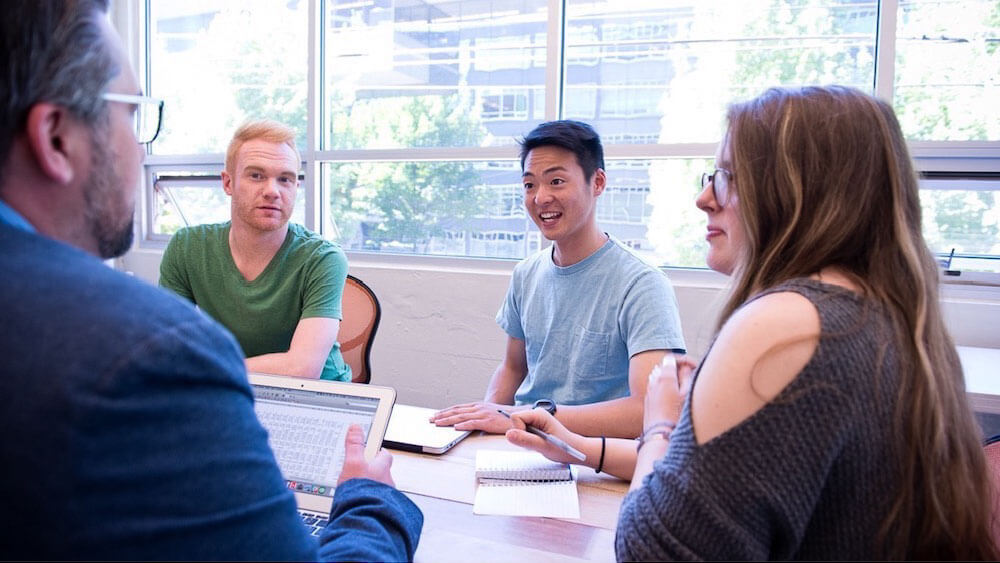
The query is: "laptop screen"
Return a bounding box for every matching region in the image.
[252,384,380,499]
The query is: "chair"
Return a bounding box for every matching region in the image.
[984,435,1000,546]
[338,275,381,384]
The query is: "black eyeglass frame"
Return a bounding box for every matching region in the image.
[101,92,164,145]
[700,167,733,207]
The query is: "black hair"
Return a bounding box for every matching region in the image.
[519,120,605,181]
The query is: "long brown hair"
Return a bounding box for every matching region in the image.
[720,85,996,559]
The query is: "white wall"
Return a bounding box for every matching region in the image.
[120,248,1000,408]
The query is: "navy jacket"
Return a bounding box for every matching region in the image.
[0,222,422,560]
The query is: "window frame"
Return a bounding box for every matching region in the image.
[121,0,1000,288]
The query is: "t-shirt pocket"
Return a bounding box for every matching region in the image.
[568,325,610,380]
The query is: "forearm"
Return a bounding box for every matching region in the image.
[629,438,669,492]
[246,353,322,379]
[319,479,423,562]
[565,435,638,481]
[555,394,643,438]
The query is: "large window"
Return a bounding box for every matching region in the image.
[137,0,1000,274]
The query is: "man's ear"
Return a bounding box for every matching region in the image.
[592,168,607,196]
[24,103,81,185]
[221,170,233,196]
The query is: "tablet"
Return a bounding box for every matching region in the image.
[248,372,396,514]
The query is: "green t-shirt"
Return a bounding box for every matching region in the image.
[159,222,351,381]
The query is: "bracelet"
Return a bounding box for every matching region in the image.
[595,435,606,474]
[642,420,676,436]
[636,431,671,453]
[636,421,675,453]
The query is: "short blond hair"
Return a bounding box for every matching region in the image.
[225,119,301,174]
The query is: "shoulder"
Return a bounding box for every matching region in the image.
[287,224,345,261]
[601,238,675,298]
[690,290,821,444]
[1,233,244,382]
[511,245,551,280]
[164,222,228,253]
[603,237,666,279]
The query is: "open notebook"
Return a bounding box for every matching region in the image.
[472,449,580,518]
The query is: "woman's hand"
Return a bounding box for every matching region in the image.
[643,354,697,432]
[505,408,585,465]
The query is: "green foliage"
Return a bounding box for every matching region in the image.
[326,94,490,250]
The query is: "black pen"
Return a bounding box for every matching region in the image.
[497,409,586,461]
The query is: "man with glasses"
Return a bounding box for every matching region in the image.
[0,1,420,559]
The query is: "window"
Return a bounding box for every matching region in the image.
[136,0,1000,276]
[149,169,305,238]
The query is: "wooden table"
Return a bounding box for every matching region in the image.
[387,432,629,562]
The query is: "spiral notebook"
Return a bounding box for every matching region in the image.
[472,449,580,518]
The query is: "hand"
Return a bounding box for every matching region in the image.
[429,401,526,434]
[643,354,697,432]
[505,409,583,465]
[337,424,395,487]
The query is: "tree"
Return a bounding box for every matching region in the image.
[326,93,490,252]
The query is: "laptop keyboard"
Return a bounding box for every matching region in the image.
[299,510,330,537]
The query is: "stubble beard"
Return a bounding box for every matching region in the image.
[83,124,134,259]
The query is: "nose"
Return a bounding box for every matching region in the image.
[261,178,280,200]
[533,184,555,206]
[695,181,717,213]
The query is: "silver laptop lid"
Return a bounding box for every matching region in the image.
[383,404,472,455]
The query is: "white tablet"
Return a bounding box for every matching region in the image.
[248,372,396,514]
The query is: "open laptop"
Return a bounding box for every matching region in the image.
[383,404,472,454]
[248,373,395,535]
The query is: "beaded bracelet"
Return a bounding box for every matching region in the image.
[636,420,676,453]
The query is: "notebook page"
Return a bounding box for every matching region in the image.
[475,449,572,481]
[473,479,580,518]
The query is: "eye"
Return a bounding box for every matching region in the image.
[523,182,534,191]
[551,178,564,186]
[249,172,264,180]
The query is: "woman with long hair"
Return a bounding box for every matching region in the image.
[506,85,997,560]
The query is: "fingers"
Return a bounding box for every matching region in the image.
[510,409,560,434]
[370,450,395,487]
[433,410,489,427]
[504,428,553,455]
[430,402,480,422]
[344,424,366,455]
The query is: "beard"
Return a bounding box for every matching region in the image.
[83,126,134,259]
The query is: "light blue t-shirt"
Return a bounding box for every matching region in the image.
[497,235,685,406]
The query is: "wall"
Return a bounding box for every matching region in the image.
[120,248,1000,409]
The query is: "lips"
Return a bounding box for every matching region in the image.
[706,226,724,240]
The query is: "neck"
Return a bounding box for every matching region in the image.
[1,172,100,257]
[551,226,608,267]
[228,219,288,264]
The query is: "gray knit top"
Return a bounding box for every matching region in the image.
[616,278,903,561]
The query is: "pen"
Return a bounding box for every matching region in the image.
[497,409,587,461]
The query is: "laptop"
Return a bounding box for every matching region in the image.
[383,404,472,454]
[248,373,396,535]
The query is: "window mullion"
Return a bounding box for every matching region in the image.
[874,0,898,101]
[545,0,565,120]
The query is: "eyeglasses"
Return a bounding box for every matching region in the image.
[102,93,164,145]
[700,167,733,207]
